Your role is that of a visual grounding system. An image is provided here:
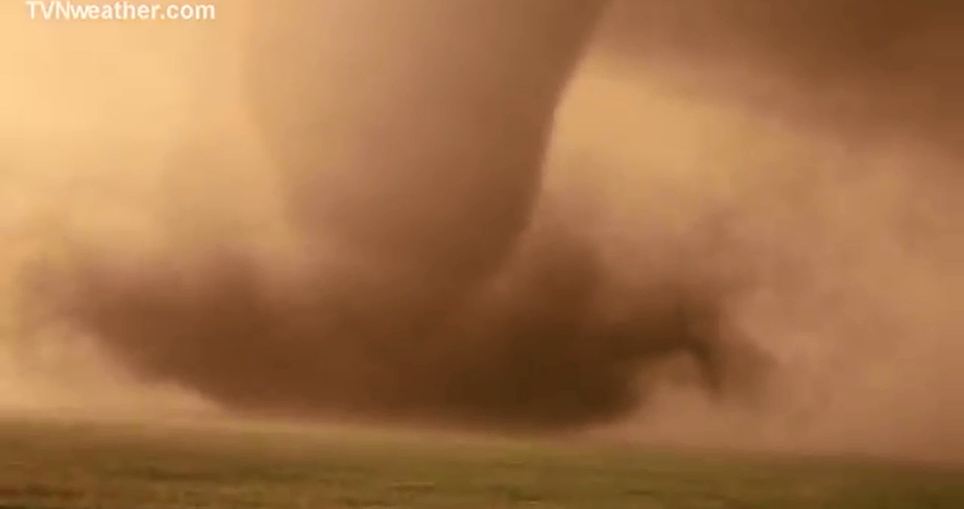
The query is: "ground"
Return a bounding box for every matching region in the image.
[0,416,961,508]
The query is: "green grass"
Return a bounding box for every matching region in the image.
[0,417,961,508]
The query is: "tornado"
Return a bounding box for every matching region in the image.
[28,0,768,431]
[247,0,608,283]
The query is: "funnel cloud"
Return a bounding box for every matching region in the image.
[29,0,764,430]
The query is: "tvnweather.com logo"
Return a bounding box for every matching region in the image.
[25,1,217,22]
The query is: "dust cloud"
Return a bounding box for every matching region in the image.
[2,1,962,461]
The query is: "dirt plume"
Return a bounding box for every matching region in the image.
[17,0,763,431]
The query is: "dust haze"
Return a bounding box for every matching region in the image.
[2,1,962,462]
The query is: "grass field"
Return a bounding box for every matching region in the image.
[0,417,961,508]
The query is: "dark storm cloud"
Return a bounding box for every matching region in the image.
[602,0,964,155]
